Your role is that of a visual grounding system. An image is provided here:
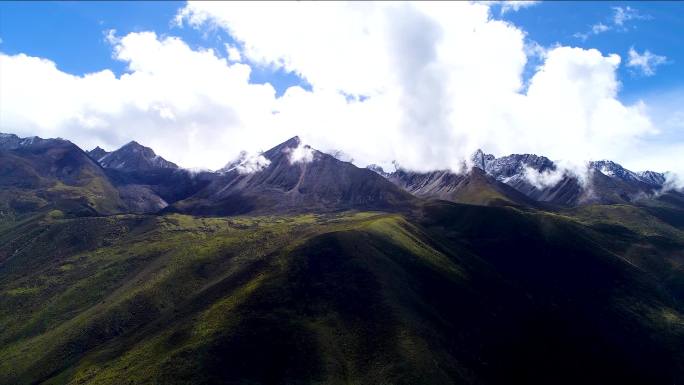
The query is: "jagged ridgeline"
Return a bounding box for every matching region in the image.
[0,132,683,385]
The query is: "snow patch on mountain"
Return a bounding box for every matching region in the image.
[637,171,666,186]
[590,160,641,183]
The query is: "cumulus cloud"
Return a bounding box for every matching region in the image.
[0,31,280,169]
[627,47,668,76]
[0,1,678,176]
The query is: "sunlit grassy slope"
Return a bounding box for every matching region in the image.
[0,202,682,385]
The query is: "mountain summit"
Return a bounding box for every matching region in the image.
[172,136,415,215]
[88,141,178,171]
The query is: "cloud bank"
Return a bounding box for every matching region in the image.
[0,1,678,176]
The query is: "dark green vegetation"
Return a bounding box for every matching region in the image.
[1,197,682,385]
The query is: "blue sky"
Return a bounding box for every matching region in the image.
[0,1,682,175]
[499,2,684,101]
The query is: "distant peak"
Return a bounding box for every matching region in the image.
[282,136,301,148]
[263,135,305,160]
[470,148,495,170]
[123,140,144,148]
[97,140,177,170]
[116,140,154,155]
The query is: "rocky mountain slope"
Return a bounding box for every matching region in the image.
[87,141,178,171]
[172,136,416,215]
[3,131,680,218]
[85,141,209,213]
[386,167,538,207]
[372,149,671,207]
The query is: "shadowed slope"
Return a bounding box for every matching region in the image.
[0,204,681,385]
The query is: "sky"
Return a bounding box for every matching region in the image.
[0,1,683,177]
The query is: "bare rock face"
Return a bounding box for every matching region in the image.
[90,141,178,171]
[85,141,194,213]
[375,147,669,207]
[481,153,582,205]
[172,136,416,215]
[2,131,675,214]
[383,167,537,208]
[116,184,168,213]
[87,146,109,162]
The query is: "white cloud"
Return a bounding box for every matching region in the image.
[574,22,611,41]
[574,6,651,41]
[228,151,271,174]
[0,1,678,177]
[663,172,684,192]
[495,1,540,15]
[225,43,241,62]
[522,166,565,189]
[287,143,315,164]
[591,23,609,34]
[104,29,118,45]
[627,47,667,76]
[613,6,651,27]
[0,31,280,169]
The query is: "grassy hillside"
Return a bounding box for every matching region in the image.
[0,144,125,225]
[0,203,682,384]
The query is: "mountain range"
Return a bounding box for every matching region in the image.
[1,132,683,385]
[372,150,672,208]
[1,132,678,220]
